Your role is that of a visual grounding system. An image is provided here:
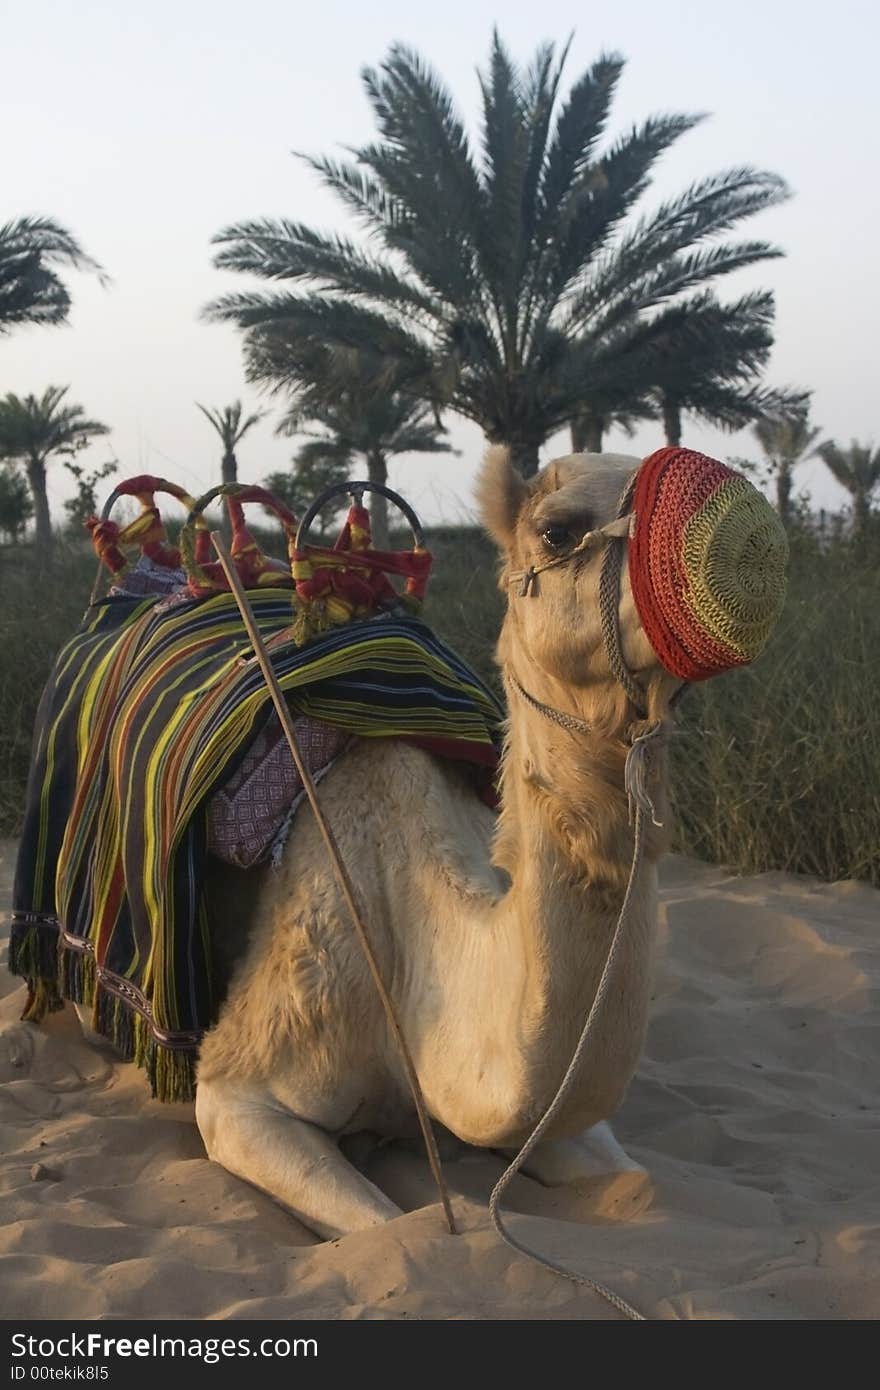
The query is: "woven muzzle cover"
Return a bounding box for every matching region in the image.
[628,447,788,682]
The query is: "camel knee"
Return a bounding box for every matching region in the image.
[194,1077,402,1238]
[194,1076,234,1160]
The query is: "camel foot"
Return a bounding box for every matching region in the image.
[566,1166,654,1220]
[506,1120,653,1219]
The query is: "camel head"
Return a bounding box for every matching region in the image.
[478,444,788,726]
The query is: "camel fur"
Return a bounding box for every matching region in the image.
[96,449,681,1239]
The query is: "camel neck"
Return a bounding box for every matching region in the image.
[473,660,667,1127]
[494,657,669,900]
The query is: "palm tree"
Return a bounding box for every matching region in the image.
[279,380,454,549]
[206,33,790,476]
[0,216,105,334]
[753,413,822,528]
[0,387,110,550]
[815,440,880,537]
[195,400,265,484]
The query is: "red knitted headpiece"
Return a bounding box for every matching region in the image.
[628,447,788,682]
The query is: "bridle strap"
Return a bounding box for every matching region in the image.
[598,534,647,714]
[508,673,593,736]
[506,513,631,597]
[508,470,648,722]
[599,472,645,712]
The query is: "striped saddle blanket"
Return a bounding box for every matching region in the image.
[10,587,502,1101]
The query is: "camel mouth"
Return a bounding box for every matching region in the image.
[628,447,788,683]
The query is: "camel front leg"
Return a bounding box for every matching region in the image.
[510,1121,653,1218]
[195,1077,402,1240]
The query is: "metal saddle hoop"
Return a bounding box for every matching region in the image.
[295,479,425,552]
[89,475,197,602]
[179,482,298,596]
[89,476,298,600]
[292,480,432,625]
[90,475,431,614]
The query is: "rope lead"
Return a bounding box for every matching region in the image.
[488,738,662,1321]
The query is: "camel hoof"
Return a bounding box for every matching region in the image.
[569,1166,654,1221]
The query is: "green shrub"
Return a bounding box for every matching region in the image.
[0,543,97,832]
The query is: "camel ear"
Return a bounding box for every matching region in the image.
[476,445,530,552]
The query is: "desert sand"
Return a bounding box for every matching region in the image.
[1,836,878,1320]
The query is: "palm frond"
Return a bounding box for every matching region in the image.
[300,153,406,234]
[0,257,70,332]
[211,218,439,321]
[196,400,264,450]
[535,52,624,237]
[0,217,108,334]
[477,31,529,331]
[358,42,488,303]
[815,441,880,494]
[673,382,806,433]
[568,169,789,327]
[519,37,568,231]
[0,386,109,463]
[387,422,456,457]
[206,290,424,354]
[528,112,704,347]
[0,217,106,276]
[754,414,823,466]
[292,436,356,468]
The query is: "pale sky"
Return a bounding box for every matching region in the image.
[2,0,877,527]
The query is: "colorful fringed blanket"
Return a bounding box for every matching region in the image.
[10,588,502,1100]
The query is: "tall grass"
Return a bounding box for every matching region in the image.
[0,545,98,834]
[669,529,880,884]
[0,523,877,885]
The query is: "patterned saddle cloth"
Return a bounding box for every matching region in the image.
[10,560,502,1101]
[206,713,350,869]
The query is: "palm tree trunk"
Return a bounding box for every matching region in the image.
[852,488,869,538]
[221,451,237,485]
[366,451,390,550]
[662,398,682,447]
[25,456,52,552]
[509,442,540,478]
[571,413,604,454]
[776,465,793,529]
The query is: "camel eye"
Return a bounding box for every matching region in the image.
[541,524,573,550]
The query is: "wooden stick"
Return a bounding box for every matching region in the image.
[210,533,457,1236]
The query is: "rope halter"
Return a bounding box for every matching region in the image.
[506,466,649,722]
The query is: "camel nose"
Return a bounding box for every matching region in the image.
[628,447,788,682]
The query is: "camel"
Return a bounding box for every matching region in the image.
[71,445,783,1240]
[185,444,690,1242]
